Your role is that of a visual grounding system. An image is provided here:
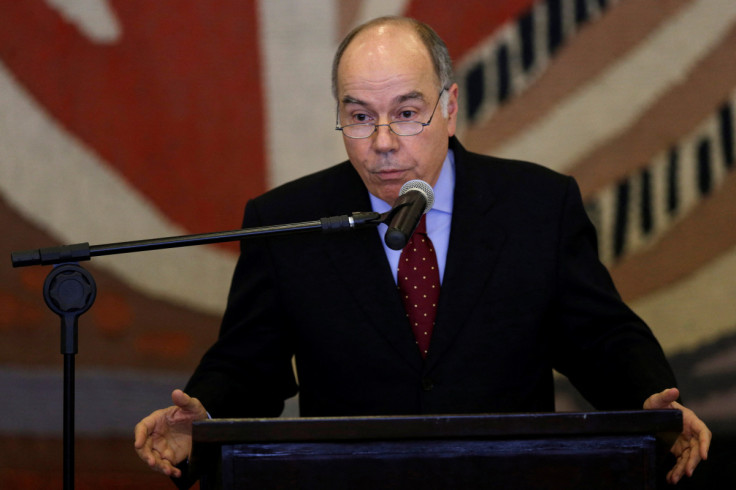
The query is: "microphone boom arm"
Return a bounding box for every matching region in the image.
[10,211,384,268]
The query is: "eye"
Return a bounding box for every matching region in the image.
[396,109,418,120]
[344,107,375,124]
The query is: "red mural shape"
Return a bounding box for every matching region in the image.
[405,0,538,60]
[0,0,266,235]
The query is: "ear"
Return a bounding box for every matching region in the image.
[445,83,459,137]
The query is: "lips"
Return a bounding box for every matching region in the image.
[376,169,408,180]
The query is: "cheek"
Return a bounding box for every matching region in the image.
[344,138,368,156]
[345,145,373,177]
[412,137,448,182]
[343,141,363,164]
[345,140,383,174]
[408,138,440,164]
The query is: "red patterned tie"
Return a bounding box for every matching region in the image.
[397,215,440,358]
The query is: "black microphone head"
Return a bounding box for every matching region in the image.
[399,179,435,214]
[384,180,435,250]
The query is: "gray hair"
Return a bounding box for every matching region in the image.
[331,16,455,103]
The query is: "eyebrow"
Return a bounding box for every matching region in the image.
[341,91,427,107]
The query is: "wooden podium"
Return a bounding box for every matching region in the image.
[190,410,681,489]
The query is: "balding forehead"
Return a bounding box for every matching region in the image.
[336,26,436,93]
[344,22,425,57]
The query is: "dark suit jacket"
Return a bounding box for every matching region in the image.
[184,137,676,418]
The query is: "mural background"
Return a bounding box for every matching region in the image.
[1,0,734,487]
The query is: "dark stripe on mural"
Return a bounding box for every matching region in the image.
[519,10,535,72]
[575,0,590,25]
[465,64,485,121]
[697,139,712,196]
[721,103,734,168]
[497,44,511,103]
[667,147,679,216]
[547,0,564,55]
[640,167,653,235]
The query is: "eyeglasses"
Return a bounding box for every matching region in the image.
[335,88,446,139]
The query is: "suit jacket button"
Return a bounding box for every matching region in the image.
[421,378,434,391]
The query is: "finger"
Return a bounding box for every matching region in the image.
[156,442,180,464]
[667,468,677,485]
[133,421,151,449]
[171,389,192,408]
[663,387,680,402]
[167,464,182,479]
[148,449,181,478]
[136,446,155,468]
[667,467,682,485]
[644,387,679,409]
[681,409,711,461]
[166,461,182,478]
[152,449,182,478]
[667,448,690,484]
[699,426,712,460]
[134,424,172,469]
[170,389,207,421]
[685,434,707,477]
[137,439,160,469]
[134,429,153,461]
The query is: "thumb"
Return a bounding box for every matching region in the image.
[171,389,195,410]
[644,387,680,410]
[170,389,208,420]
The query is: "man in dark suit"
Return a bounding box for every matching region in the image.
[135,16,710,485]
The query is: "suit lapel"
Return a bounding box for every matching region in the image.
[321,165,424,373]
[426,141,507,371]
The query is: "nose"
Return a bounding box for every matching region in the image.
[372,122,399,153]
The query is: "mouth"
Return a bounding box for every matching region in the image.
[373,168,407,181]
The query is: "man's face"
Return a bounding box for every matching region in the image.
[336,24,458,205]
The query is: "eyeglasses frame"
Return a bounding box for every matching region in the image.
[335,87,448,139]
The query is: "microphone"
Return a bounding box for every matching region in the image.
[384,179,435,250]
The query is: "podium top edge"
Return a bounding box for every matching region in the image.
[192,410,682,444]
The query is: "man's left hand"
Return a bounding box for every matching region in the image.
[643,387,711,484]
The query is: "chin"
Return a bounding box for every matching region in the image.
[374,186,402,205]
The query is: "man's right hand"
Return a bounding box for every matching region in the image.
[134,389,208,478]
